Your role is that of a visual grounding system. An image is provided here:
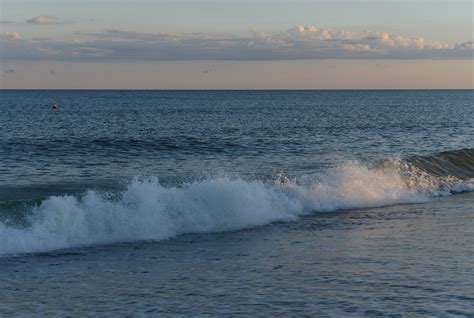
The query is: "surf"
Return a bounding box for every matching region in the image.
[0,149,473,256]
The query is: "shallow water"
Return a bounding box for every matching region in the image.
[0,90,473,315]
[0,192,473,316]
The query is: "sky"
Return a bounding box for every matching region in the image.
[0,0,473,89]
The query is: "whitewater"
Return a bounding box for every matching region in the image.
[2,159,472,256]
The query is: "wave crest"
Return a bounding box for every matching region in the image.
[1,157,473,256]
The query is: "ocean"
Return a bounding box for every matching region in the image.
[0,90,473,316]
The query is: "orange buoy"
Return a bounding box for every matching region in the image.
[52,103,60,110]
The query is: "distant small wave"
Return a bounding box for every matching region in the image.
[1,135,245,157]
[0,149,473,256]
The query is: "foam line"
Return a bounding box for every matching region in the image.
[1,159,472,256]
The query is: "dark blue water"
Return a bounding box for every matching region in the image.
[0,90,473,316]
[1,90,472,188]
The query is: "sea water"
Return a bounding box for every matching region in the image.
[0,90,473,316]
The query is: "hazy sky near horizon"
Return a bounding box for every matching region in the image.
[1,0,473,89]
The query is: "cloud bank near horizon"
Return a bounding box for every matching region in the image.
[1,25,473,61]
[26,15,61,25]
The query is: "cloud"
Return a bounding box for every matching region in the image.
[456,40,474,50]
[1,26,472,61]
[26,15,60,25]
[0,32,20,40]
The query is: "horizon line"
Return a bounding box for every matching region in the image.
[1,88,473,91]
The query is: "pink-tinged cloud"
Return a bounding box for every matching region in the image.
[1,26,472,61]
[26,15,60,25]
[1,32,20,40]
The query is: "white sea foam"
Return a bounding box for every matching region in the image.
[0,162,472,256]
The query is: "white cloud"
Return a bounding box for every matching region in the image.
[26,15,60,25]
[1,26,472,61]
[456,40,474,50]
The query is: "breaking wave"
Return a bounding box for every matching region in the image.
[0,149,473,256]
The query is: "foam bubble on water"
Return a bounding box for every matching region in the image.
[0,161,472,256]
